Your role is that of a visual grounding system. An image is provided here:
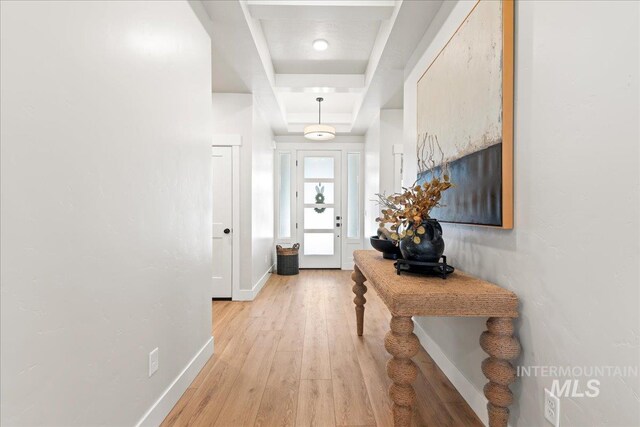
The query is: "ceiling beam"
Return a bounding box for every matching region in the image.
[246,1,396,22]
[248,0,395,5]
[274,74,365,92]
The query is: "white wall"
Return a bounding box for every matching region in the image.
[379,110,403,196]
[211,93,275,294]
[0,1,214,425]
[403,1,639,426]
[251,100,275,285]
[211,93,255,292]
[364,109,403,245]
[364,112,381,242]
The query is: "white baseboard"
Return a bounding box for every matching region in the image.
[252,264,273,298]
[233,264,274,301]
[136,336,214,427]
[234,289,254,301]
[412,318,490,427]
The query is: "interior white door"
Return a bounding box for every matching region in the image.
[212,146,233,298]
[297,150,341,268]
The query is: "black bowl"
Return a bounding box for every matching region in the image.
[370,236,403,260]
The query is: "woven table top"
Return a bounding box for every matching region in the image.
[353,250,518,318]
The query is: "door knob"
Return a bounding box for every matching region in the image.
[223,228,231,234]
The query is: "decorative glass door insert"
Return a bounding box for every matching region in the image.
[297,151,341,268]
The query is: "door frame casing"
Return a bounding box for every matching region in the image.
[212,134,241,300]
[296,150,342,269]
[274,140,364,270]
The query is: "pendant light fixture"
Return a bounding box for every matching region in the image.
[304,97,335,141]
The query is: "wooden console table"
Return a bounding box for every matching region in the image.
[352,250,520,427]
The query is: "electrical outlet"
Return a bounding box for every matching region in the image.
[148,348,159,377]
[544,388,560,426]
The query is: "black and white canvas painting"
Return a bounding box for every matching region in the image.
[417,0,513,227]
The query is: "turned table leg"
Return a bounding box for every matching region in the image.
[352,265,367,336]
[480,317,521,427]
[384,316,420,427]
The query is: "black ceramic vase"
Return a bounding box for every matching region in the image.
[399,219,444,262]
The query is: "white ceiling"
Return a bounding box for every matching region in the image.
[262,20,380,74]
[282,92,356,115]
[194,0,443,136]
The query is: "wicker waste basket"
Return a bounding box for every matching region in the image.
[276,243,300,275]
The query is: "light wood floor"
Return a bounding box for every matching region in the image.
[162,270,483,427]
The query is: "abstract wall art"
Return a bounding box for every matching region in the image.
[417,0,514,228]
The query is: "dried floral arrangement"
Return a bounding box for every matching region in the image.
[375,134,453,244]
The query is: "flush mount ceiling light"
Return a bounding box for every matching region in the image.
[312,39,329,51]
[304,97,335,141]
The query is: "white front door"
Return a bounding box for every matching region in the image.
[297,151,341,268]
[212,146,233,298]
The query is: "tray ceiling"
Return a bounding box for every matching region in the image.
[197,0,443,135]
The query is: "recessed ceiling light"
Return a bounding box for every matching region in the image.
[312,39,329,51]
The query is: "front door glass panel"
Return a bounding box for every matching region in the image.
[304,157,334,179]
[304,233,334,255]
[303,182,335,205]
[303,207,334,230]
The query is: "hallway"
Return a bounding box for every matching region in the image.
[162,271,482,427]
[2,1,639,425]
